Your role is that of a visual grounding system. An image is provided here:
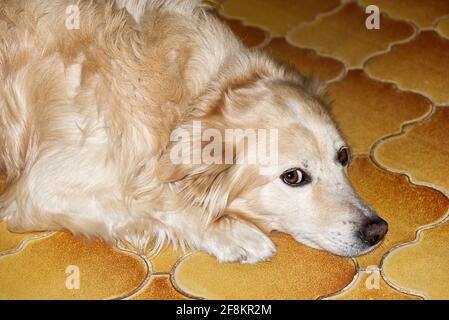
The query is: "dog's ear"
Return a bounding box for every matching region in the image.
[156,118,238,223]
[157,124,270,223]
[156,73,271,222]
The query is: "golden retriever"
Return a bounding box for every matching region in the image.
[0,0,387,263]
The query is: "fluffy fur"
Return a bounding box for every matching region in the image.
[0,0,387,263]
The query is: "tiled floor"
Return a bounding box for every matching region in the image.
[1,0,448,300]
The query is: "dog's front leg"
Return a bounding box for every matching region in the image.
[199,216,276,264]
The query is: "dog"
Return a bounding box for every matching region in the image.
[0,0,387,263]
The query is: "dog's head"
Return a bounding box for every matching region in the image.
[158,67,388,257]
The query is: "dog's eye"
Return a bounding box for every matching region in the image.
[337,147,351,166]
[281,168,310,187]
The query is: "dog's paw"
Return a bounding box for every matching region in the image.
[202,218,276,264]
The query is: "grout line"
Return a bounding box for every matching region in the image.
[360,0,438,31]
[218,1,446,300]
[369,158,449,204]
[362,4,449,34]
[366,103,449,299]
[369,105,449,204]
[112,241,153,300]
[261,36,348,85]
[253,30,272,50]
[151,271,172,275]
[432,13,449,30]
[369,103,436,156]
[325,62,348,85]
[324,265,425,300]
[114,256,152,300]
[285,2,418,70]
[432,14,449,40]
[373,171,449,299]
[339,101,448,298]
[377,213,449,301]
[317,257,360,299]
[284,4,350,69]
[217,7,272,52]
[3,0,445,301]
[220,0,346,42]
[379,269,427,300]
[218,8,272,37]
[363,28,449,105]
[369,104,449,200]
[169,252,205,300]
[217,10,272,50]
[0,231,55,259]
[360,66,436,111]
[364,266,424,300]
[361,83,435,163]
[282,36,348,85]
[356,13,419,70]
[285,0,347,38]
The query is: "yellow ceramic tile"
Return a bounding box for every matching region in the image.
[383,221,449,299]
[328,270,422,300]
[131,275,190,300]
[0,232,147,299]
[366,31,449,105]
[360,0,449,29]
[328,70,432,154]
[222,0,341,37]
[436,17,449,39]
[219,16,268,48]
[348,157,449,268]
[375,107,449,193]
[287,2,415,68]
[119,241,186,273]
[174,234,355,300]
[148,245,185,273]
[263,38,344,81]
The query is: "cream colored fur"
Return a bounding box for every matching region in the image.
[0,0,386,263]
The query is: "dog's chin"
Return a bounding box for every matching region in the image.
[293,234,383,258]
[349,240,384,257]
[325,240,383,258]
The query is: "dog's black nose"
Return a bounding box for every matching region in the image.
[359,218,388,246]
